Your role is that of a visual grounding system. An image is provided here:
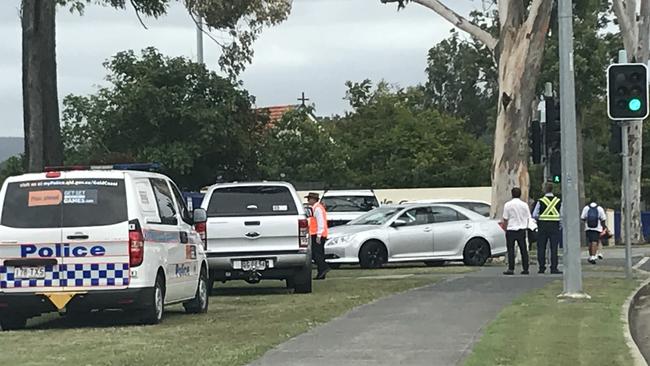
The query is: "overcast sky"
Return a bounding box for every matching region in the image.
[0,0,478,137]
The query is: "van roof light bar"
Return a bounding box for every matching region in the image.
[44,163,163,172]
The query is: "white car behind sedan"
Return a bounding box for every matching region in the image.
[325,203,506,268]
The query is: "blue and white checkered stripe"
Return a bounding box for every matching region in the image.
[0,263,130,289]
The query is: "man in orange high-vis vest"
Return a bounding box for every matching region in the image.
[305,192,330,280]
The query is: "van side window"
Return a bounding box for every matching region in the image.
[170,182,192,225]
[150,178,177,225]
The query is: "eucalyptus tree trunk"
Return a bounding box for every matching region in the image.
[381,0,553,219]
[22,0,63,172]
[613,0,650,243]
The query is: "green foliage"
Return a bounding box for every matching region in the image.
[425,29,497,139]
[61,48,266,190]
[334,81,491,188]
[0,156,25,188]
[57,0,291,77]
[258,108,346,185]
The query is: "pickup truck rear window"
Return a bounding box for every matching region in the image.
[207,186,298,217]
[1,179,127,228]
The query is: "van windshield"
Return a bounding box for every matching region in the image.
[207,185,298,217]
[1,179,128,228]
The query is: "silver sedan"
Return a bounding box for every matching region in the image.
[325,203,507,268]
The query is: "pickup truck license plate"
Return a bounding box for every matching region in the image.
[14,266,46,279]
[241,260,268,271]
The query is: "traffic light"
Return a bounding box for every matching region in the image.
[545,96,561,150]
[607,63,649,120]
[550,150,561,183]
[530,119,542,164]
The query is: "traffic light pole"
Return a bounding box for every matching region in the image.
[618,50,633,280]
[558,0,588,298]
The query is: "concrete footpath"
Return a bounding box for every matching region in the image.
[249,266,555,366]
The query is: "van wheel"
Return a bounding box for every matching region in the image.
[293,265,312,294]
[1,315,27,331]
[184,269,209,314]
[142,274,165,325]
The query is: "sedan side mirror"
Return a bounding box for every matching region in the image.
[193,208,207,224]
[391,219,407,228]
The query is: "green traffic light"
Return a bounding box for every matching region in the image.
[629,98,642,111]
[553,175,561,183]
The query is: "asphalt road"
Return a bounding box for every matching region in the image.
[249,247,650,366]
[249,266,555,366]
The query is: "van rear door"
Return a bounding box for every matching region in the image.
[204,185,301,253]
[0,177,65,292]
[58,176,130,291]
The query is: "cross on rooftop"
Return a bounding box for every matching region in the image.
[298,92,310,106]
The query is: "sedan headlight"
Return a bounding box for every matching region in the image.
[326,235,356,246]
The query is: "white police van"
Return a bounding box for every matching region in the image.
[0,164,209,330]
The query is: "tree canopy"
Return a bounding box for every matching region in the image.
[62,48,267,189]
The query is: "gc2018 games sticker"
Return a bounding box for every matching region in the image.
[63,190,98,204]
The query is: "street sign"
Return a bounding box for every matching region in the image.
[607,63,649,120]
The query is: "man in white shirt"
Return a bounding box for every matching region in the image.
[581,202,607,264]
[501,187,531,275]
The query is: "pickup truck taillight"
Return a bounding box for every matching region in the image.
[298,219,309,248]
[129,219,144,267]
[195,222,207,249]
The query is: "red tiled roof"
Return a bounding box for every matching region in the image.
[257,105,298,126]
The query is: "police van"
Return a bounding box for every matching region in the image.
[0,164,209,330]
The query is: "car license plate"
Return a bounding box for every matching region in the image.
[14,266,46,279]
[241,260,268,271]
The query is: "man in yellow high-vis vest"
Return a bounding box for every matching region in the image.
[532,182,562,274]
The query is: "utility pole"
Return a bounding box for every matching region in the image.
[558,0,588,298]
[618,50,633,280]
[196,16,204,64]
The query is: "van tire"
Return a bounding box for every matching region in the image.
[0,315,26,331]
[141,273,165,325]
[292,265,312,294]
[184,268,209,314]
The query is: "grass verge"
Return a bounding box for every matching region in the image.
[0,265,463,366]
[463,278,639,366]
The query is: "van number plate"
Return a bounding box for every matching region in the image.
[14,266,46,279]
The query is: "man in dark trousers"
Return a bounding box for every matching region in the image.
[306,192,330,280]
[501,187,531,275]
[532,182,563,274]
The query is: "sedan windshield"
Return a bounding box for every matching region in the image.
[348,207,401,225]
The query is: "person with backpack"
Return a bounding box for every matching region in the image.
[581,202,607,264]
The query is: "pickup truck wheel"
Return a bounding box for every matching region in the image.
[183,269,209,314]
[141,274,165,325]
[292,265,312,294]
[1,315,27,331]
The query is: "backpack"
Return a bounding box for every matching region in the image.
[586,206,599,228]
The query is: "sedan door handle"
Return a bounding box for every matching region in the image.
[464,224,473,229]
[423,227,432,232]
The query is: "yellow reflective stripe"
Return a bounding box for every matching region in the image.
[540,197,560,220]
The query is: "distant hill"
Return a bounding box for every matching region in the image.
[0,137,23,163]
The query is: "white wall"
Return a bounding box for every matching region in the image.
[298,187,492,204]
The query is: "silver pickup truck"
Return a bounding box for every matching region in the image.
[198,182,312,293]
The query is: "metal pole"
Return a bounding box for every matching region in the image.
[543,83,553,185]
[196,17,204,64]
[618,49,633,280]
[558,0,587,298]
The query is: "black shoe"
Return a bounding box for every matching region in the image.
[550,270,563,274]
[315,267,331,280]
[521,270,530,275]
[503,270,514,275]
